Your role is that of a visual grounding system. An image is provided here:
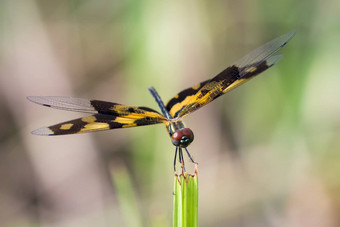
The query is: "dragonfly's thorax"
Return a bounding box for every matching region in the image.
[168,121,194,148]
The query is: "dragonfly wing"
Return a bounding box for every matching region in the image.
[32,113,165,136]
[28,96,166,121]
[29,96,168,135]
[166,30,295,118]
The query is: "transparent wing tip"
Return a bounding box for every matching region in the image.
[27,96,37,103]
[267,55,283,68]
[31,127,54,136]
[26,96,50,106]
[279,30,296,48]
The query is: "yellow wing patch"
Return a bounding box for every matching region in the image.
[79,122,110,133]
[60,123,73,130]
[169,94,195,117]
[82,115,97,123]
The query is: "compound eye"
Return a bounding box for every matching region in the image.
[182,128,194,139]
[171,130,183,147]
[172,130,183,141]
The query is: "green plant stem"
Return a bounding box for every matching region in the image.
[173,164,198,227]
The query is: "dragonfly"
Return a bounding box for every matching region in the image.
[28,30,295,171]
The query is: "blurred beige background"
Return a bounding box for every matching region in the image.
[0,0,339,226]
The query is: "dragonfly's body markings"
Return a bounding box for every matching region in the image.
[28,31,296,170]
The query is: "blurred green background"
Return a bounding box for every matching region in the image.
[1,0,339,226]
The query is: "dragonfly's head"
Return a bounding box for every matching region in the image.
[171,128,194,148]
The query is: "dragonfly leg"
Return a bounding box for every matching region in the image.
[179,148,186,172]
[174,147,178,172]
[178,147,182,164]
[184,148,197,164]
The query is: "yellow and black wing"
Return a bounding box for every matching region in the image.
[166,30,296,118]
[28,96,167,135]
